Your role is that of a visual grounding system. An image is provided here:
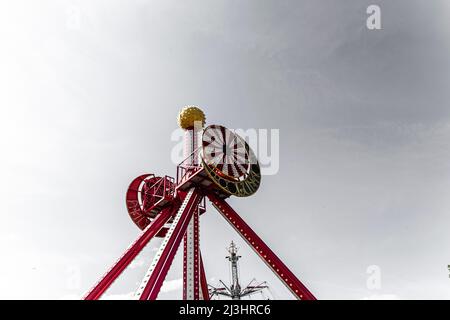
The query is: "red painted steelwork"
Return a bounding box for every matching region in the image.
[84,206,176,300]
[182,208,201,300]
[193,208,200,300]
[207,192,316,300]
[126,174,175,233]
[138,189,203,300]
[183,232,187,300]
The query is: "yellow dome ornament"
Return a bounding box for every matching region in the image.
[177,106,206,130]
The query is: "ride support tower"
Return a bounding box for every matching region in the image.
[83,106,316,301]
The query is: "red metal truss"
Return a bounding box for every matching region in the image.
[136,188,203,300]
[183,206,201,300]
[84,206,176,300]
[183,233,187,300]
[199,253,210,300]
[193,208,200,299]
[126,174,175,232]
[207,192,316,300]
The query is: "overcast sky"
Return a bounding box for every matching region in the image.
[0,0,450,299]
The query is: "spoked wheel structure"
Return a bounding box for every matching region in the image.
[84,106,316,300]
[126,174,175,235]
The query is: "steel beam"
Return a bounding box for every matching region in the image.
[84,207,174,300]
[183,206,201,300]
[207,192,316,300]
[135,188,203,300]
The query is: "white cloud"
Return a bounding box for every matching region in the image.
[361,294,399,300]
[100,278,182,300]
[160,278,183,293]
[129,257,146,269]
[60,293,82,300]
[102,292,135,300]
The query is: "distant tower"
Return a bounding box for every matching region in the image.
[210,242,268,300]
[227,241,242,299]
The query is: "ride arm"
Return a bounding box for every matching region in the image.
[84,207,174,300]
[135,188,203,300]
[207,192,316,300]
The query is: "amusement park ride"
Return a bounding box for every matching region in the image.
[84,106,316,300]
[209,241,269,300]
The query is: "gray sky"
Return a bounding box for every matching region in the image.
[0,0,450,299]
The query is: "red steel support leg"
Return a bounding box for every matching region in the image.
[207,193,316,300]
[136,188,203,300]
[183,206,201,300]
[84,206,175,300]
[199,253,210,300]
[193,209,200,299]
[183,232,187,300]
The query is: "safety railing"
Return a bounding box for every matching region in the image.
[176,146,203,185]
